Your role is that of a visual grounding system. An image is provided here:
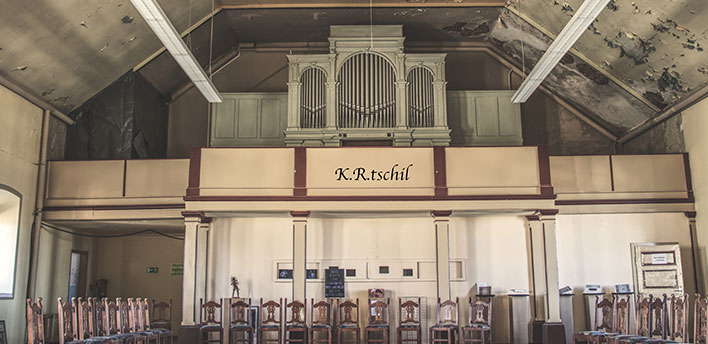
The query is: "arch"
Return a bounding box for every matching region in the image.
[0,184,22,299]
[407,66,435,128]
[299,67,327,128]
[337,51,397,128]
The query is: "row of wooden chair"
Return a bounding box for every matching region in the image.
[196,297,491,344]
[575,293,708,344]
[26,297,173,344]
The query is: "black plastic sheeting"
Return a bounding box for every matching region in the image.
[65,71,168,160]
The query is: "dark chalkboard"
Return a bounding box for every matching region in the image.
[325,267,345,298]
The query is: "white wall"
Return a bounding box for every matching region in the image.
[0,84,42,344]
[207,214,530,343]
[556,213,696,332]
[682,98,708,294]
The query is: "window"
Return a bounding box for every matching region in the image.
[0,186,21,299]
[379,266,389,274]
[346,269,357,277]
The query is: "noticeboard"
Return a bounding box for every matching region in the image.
[325,267,344,298]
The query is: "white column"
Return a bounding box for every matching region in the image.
[432,80,448,128]
[433,211,452,300]
[527,215,547,322]
[195,219,211,312]
[287,81,302,130]
[182,216,200,326]
[292,211,309,301]
[540,211,561,322]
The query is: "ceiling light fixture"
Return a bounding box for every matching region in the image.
[130,0,222,103]
[511,0,611,103]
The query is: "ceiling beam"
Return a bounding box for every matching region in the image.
[511,0,611,103]
[218,0,506,9]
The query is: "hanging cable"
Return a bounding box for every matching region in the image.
[41,222,184,241]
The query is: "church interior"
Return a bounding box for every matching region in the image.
[2,0,708,343]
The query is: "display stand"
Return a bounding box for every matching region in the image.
[508,293,531,344]
[559,292,574,344]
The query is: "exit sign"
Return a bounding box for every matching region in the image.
[147,267,159,274]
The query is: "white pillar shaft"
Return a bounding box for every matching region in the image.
[528,219,547,321]
[182,218,200,325]
[435,216,451,300]
[195,222,210,311]
[293,218,307,301]
[541,216,562,322]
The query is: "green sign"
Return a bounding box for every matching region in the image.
[171,264,183,276]
[147,267,159,274]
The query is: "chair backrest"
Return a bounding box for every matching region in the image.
[593,296,613,332]
[139,298,151,331]
[127,298,141,332]
[103,298,119,336]
[57,297,77,344]
[76,297,94,340]
[27,298,45,344]
[230,298,252,327]
[117,298,132,334]
[437,298,458,326]
[311,299,332,327]
[669,293,688,341]
[286,299,307,326]
[368,298,389,326]
[260,298,282,327]
[613,294,631,335]
[337,299,359,327]
[636,295,651,337]
[399,298,420,327]
[468,298,492,327]
[152,299,173,329]
[695,294,708,344]
[91,297,105,337]
[200,298,224,326]
[649,294,667,339]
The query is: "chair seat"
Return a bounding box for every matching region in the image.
[261,324,281,329]
[399,324,420,328]
[367,324,389,329]
[339,324,360,329]
[152,321,170,327]
[231,324,253,329]
[312,324,332,329]
[200,324,222,330]
[287,324,307,329]
[432,324,458,329]
[464,323,490,329]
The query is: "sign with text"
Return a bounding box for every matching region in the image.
[325,267,345,298]
[307,148,435,196]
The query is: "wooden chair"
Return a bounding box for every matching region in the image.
[229,298,253,344]
[461,297,492,344]
[58,297,77,344]
[668,293,688,342]
[365,298,389,344]
[102,298,137,344]
[614,294,631,336]
[309,300,333,344]
[259,298,283,344]
[285,299,308,344]
[27,298,45,344]
[575,296,615,344]
[608,295,652,344]
[429,298,459,344]
[151,300,173,343]
[336,299,360,344]
[695,294,708,344]
[118,298,141,343]
[199,298,224,344]
[141,298,170,343]
[396,298,421,344]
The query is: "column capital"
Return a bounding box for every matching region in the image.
[526,215,540,221]
[538,209,559,220]
[290,210,311,218]
[685,211,697,219]
[431,210,452,217]
[182,211,212,223]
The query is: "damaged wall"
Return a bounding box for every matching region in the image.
[66,71,168,160]
[619,114,686,154]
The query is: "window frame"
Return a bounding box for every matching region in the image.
[0,184,22,300]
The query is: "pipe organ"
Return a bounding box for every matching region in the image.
[285,25,451,146]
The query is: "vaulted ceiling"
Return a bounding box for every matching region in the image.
[0,0,706,139]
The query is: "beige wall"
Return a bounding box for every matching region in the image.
[0,84,42,344]
[95,235,184,332]
[556,213,697,332]
[682,97,708,294]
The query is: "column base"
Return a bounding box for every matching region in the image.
[532,320,544,344]
[178,325,199,344]
[542,321,566,344]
